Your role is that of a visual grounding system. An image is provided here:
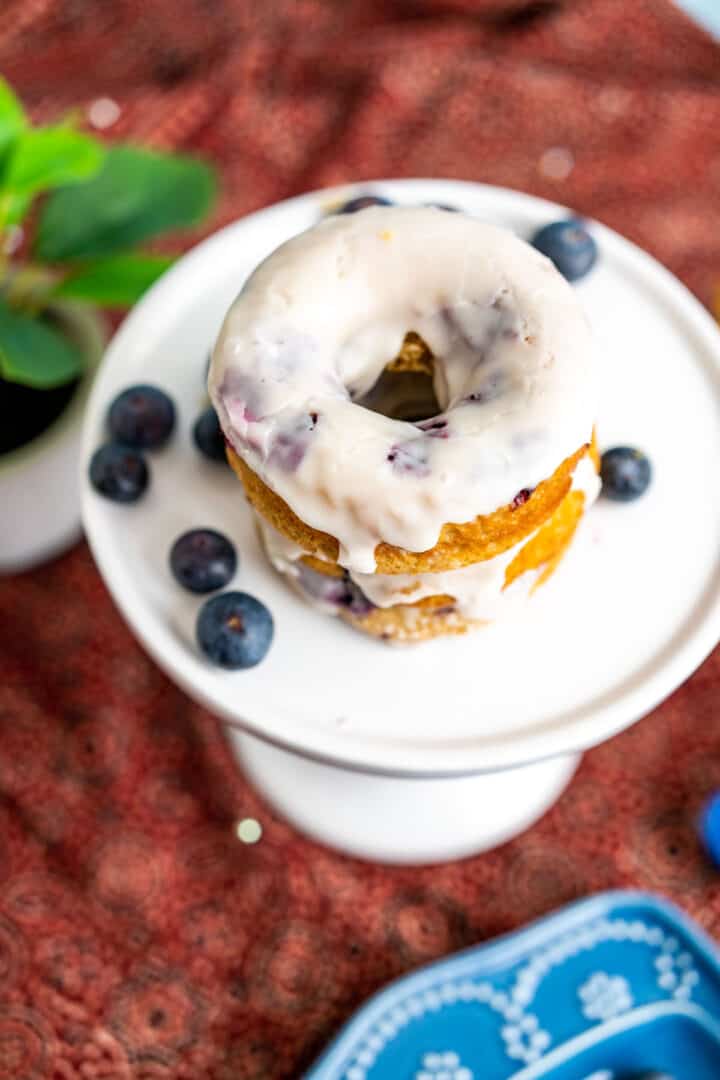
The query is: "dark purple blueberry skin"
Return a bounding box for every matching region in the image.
[600,446,652,502]
[387,440,431,477]
[170,528,237,594]
[511,488,533,509]
[416,418,449,438]
[337,195,393,214]
[108,385,176,449]
[531,219,598,282]
[297,563,347,606]
[269,433,307,472]
[341,577,375,617]
[296,563,375,617]
[89,442,149,503]
[268,413,318,472]
[193,407,228,464]
[196,591,273,669]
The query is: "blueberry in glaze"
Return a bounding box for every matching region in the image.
[89,442,149,503]
[170,528,237,593]
[196,591,273,669]
[269,434,308,472]
[268,412,318,472]
[511,488,533,509]
[387,440,431,477]
[416,417,449,439]
[296,562,349,607]
[600,446,651,502]
[531,219,598,282]
[108,384,176,449]
[337,194,393,214]
[296,563,375,617]
[341,576,375,617]
[466,370,507,405]
[193,406,228,463]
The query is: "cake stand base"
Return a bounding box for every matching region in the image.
[227,728,580,864]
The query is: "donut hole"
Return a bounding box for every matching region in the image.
[356,332,441,423]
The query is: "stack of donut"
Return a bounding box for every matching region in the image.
[210,207,599,643]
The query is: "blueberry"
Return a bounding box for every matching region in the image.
[416,418,449,439]
[193,407,227,463]
[700,790,720,868]
[268,413,317,472]
[297,563,349,607]
[170,528,237,593]
[196,591,274,669]
[337,194,393,214]
[268,432,308,472]
[601,446,652,502]
[89,442,149,503]
[387,440,431,477]
[511,488,533,509]
[342,577,375,617]
[296,563,374,617]
[108,384,176,449]
[531,219,598,282]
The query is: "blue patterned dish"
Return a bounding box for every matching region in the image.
[676,0,720,38]
[306,891,720,1080]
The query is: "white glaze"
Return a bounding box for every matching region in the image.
[211,207,596,573]
[259,455,600,623]
[260,513,527,623]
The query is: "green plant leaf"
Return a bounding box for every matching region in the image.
[0,298,83,388]
[35,145,216,261]
[0,190,31,226]
[0,125,105,225]
[0,77,27,165]
[52,252,174,307]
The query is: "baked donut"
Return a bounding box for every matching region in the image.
[210,205,599,642]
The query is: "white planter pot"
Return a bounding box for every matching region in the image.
[0,302,107,574]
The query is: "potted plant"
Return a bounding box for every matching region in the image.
[0,76,216,572]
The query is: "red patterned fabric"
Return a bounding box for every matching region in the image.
[1,2,720,1077]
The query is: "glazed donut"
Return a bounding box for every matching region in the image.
[211,204,595,574]
[210,206,596,576]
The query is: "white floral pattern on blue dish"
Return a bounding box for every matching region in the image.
[306,892,720,1080]
[579,973,634,1022]
[414,1050,472,1080]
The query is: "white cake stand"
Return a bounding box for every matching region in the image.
[81,180,720,864]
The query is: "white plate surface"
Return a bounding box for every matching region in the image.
[81,180,720,776]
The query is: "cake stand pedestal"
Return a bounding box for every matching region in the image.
[230,728,579,864]
[80,180,720,868]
